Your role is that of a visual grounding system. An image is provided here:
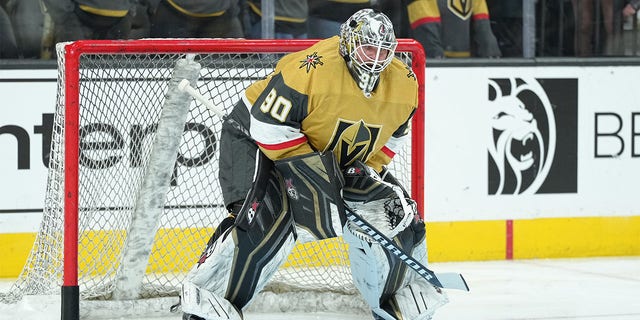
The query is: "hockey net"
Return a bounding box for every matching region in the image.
[0,39,425,318]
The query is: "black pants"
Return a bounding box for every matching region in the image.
[54,5,132,42]
[0,6,18,58]
[150,0,243,38]
[218,100,257,209]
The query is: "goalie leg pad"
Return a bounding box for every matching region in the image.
[379,229,449,319]
[184,221,297,314]
[185,152,298,312]
[181,281,242,320]
[342,222,390,308]
[344,218,448,319]
[374,239,449,320]
[378,276,449,320]
[185,227,236,300]
[182,227,239,319]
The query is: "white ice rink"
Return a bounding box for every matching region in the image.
[1,256,639,320]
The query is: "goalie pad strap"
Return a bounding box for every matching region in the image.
[234,152,283,237]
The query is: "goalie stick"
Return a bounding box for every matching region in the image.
[178,79,469,292]
[178,79,225,118]
[178,79,252,138]
[345,206,469,291]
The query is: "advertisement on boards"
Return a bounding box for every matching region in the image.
[425,66,639,221]
[2,66,640,232]
[0,70,57,232]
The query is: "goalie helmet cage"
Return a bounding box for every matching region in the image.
[3,39,425,320]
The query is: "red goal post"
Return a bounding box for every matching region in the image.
[5,38,426,319]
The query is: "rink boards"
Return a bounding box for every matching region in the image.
[1,216,640,278]
[2,64,640,277]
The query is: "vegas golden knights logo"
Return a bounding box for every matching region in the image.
[325,119,381,168]
[448,0,472,20]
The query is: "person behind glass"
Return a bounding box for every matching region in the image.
[571,0,623,56]
[404,0,501,58]
[623,1,640,18]
[3,0,46,59]
[41,0,136,43]
[147,0,243,38]
[128,0,152,39]
[0,3,18,58]
[244,0,308,39]
[486,0,523,57]
[307,0,373,38]
[179,8,448,320]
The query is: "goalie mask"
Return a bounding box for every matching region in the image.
[339,9,397,98]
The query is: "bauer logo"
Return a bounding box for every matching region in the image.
[487,78,577,195]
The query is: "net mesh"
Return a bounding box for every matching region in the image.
[1,40,420,314]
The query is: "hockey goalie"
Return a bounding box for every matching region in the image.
[179,9,449,320]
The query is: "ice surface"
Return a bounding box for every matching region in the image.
[1,257,639,320]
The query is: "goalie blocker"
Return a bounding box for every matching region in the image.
[181,152,447,320]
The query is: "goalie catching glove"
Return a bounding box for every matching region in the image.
[342,161,416,240]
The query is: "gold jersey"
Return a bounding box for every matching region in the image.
[243,36,418,172]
